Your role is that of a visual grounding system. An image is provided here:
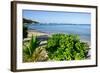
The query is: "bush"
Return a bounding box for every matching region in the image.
[23,25,28,39]
[46,33,90,61]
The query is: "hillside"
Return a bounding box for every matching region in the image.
[23,18,39,24]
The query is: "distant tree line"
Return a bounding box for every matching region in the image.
[23,18,39,24]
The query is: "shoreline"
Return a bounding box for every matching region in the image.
[27,29,50,38]
[27,29,91,46]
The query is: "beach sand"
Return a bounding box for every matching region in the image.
[23,30,49,43]
[27,30,49,38]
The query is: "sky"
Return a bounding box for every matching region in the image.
[23,10,91,24]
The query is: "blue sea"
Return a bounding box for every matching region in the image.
[27,23,91,43]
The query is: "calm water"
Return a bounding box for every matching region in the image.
[28,23,91,42]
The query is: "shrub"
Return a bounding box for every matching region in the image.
[46,33,90,61]
[46,34,62,53]
[23,25,28,39]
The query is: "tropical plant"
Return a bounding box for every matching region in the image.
[31,46,48,62]
[23,35,48,62]
[23,35,40,57]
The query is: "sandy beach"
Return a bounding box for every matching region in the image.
[23,30,49,43]
[27,30,49,37]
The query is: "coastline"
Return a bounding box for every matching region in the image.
[26,29,91,47]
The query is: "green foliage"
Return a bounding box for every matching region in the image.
[23,33,90,62]
[23,36,48,62]
[23,25,28,39]
[23,35,40,57]
[32,46,48,62]
[46,33,90,61]
[46,34,61,53]
[23,46,48,62]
